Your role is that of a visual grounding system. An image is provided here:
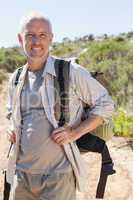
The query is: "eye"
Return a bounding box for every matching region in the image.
[39,33,47,39]
[25,33,34,40]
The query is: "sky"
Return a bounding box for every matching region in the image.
[0,0,133,47]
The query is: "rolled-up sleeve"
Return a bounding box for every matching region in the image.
[72,63,114,122]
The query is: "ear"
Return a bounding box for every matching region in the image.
[17,33,23,45]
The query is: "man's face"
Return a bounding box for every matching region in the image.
[18,18,53,61]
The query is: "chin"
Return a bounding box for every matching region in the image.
[28,55,47,62]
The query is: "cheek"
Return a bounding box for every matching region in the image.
[24,41,32,49]
[22,43,32,55]
[43,40,52,48]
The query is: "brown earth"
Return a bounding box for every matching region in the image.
[0,80,133,200]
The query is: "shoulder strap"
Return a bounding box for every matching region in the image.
[54,59,70,127]
[96,143,116,198]
[14,67,23,86]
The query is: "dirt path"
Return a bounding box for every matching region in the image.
[0,81,133,200]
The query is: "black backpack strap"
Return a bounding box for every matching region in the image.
[96,144,116,199]
[6,67,23,120]
[54,59,70,127]
[14,67,23,86]
[3,143,12,200]
[3,170,11,200]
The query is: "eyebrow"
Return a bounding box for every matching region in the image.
[25,31,49,35]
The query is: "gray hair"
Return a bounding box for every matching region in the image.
[18,11,53,33]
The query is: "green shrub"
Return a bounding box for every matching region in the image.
[0,69,7,84]
[113,108,133,137]
[0,47,26,72]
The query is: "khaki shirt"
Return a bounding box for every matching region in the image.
[6,56,114,191]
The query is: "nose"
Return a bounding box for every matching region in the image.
[32,35,40,44]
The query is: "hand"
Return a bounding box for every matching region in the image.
[51,126,78,145]
[7,128,16,143]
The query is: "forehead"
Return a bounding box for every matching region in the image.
[24,18,50,33]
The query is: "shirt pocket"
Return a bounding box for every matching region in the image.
[69,84,80,107]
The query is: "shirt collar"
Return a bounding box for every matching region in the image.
[42,56,56,77]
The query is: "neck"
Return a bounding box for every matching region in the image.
[27,57,48,71]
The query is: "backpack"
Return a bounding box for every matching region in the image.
[54,59,116,199]
[8,59,116,199]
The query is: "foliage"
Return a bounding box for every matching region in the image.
[0,47,26,72]
[0,69,7,84]
[78,39,133,109]
[51,40,90,58]
[113,108,133,137]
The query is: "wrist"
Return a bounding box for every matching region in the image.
[70,126,82,140]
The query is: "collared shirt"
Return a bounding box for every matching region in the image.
[7,55,114,191]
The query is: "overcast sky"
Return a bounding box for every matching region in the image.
[0,0,133,47]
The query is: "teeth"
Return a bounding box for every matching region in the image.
[32,46,42,49]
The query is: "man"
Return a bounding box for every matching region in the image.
[7,12,114,200]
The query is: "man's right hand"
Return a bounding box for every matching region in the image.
[7,129,16,143]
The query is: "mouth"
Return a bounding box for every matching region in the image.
[31,47,43,51]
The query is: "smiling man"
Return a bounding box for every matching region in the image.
[7,12,114,200]
[18,14,53,69]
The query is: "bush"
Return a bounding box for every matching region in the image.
[0,69,7,84]
[78,40,133,109]
[0,47,26,73]
[113,108,133,137]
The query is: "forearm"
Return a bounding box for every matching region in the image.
[52,115,104,145]
[73,114,104,139]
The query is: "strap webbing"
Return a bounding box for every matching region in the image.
[96,144,116,198]
[3,171,11,200]
[14,67,23,86]
[54,59,70,126]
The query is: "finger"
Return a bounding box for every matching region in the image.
[7,132,15,139]
[56,137,70,145]
[6,129,15,135]
[54,136,65,145]
[8,136,15,143]
[52,131,68,141]
[9,135,15,143]
[52,127,65,134]
[52,133,63,141]
[52,133,70,144]
[7,132,16,143]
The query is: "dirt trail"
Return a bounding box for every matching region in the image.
[0,80,133,200]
